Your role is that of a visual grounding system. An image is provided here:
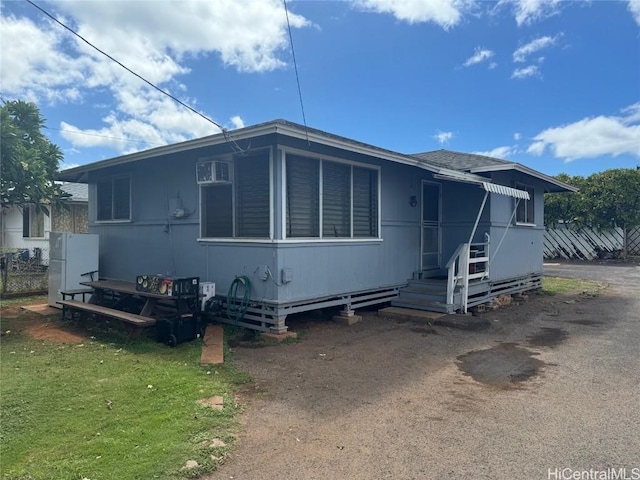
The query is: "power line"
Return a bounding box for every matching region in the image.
[25,0,249,155]
[283,0,310,146]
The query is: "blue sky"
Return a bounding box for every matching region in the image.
[1,0,639,177]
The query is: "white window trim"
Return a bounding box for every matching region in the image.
[198,148,274,240]
[280,147,382,242]
[514,182,536,226]
[197,237,383,245]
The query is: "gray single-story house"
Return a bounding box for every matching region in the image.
[58,120,575,333]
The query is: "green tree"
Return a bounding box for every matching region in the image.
[544,173,586,227]
[1,100,69,214]
[581,168,640,258]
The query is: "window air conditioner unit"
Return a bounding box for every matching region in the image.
[196,161,232,184]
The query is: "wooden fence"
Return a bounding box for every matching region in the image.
[544,226,640,260]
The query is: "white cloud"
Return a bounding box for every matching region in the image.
[499,0,561,26]
[58,1,310,74]
[511,65,540,79]
[628,0,640,25]
[230,116,245,130]
[0,1,310,155]
[513,35,560,62]
[473,146,517,159]
[527,103,640,161]
[514,132,522,141]
[463,47,495,67]
[622,102,640,123]
[489,62,498,69]
[434,131,454,145]
[0,15,90,103]
[355,0,471,29]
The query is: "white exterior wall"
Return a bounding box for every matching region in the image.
[0,206,52,251]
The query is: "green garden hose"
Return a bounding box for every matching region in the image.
[226,275,252,323]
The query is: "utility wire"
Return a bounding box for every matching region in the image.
[25,0,249,155]
[283,0,310,146]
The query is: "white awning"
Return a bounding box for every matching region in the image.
[482,182,530,200]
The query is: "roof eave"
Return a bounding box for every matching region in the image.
[57,122,281,182]
[57,120,485,184]
[468,163,578,193]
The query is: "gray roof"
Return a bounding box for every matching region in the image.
[412,149,510,171]
[60,182,88,202]
[57,120,575,193]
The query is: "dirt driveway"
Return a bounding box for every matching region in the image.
[206,262,640,480]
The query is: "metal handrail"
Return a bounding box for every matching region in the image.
[446,243,466,305]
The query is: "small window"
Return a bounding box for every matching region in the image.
[97,176,131,221]
[200,152,270,239]
[202,184,233,237]
[353,167,379,237]
[323,161,351,238]
[515,183,535,225]
[22,205,44,238]
[286,156,320,238]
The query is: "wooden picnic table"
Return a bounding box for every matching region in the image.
[58,280,200,328]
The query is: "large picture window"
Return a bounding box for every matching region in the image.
[200,152,270,238]
[286,154,379,239]
[515,183,535,225]
[97,175,131,221]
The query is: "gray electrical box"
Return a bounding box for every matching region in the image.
[281,268,293,284]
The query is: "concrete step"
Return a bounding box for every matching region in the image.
[397,290,447,303]
[407,278,450,288]
[402,284,450,295]
[391,297,457,314]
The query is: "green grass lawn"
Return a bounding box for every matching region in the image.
[0,302,250,480]
[542,276,606,296]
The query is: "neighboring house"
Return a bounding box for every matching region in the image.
[0,183,89,258]
[57,120,575,333]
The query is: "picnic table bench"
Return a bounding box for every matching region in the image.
[58,280,199,329]
[58,299,156,327]
[60,288,95,302]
